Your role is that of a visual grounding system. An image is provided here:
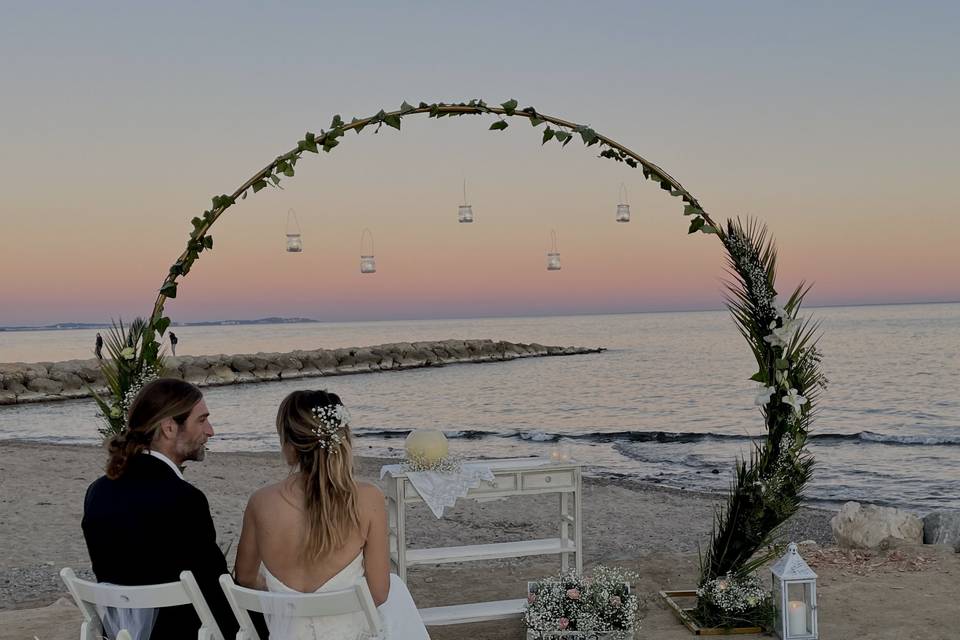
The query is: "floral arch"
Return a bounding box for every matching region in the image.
[96,99,826,593]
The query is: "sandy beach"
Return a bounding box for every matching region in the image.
[1,441,956,639]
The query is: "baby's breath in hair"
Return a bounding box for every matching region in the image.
[310,403,350,452]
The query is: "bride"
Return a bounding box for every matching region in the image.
[235,390,430,640]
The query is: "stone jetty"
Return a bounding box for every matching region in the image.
[0,339,605,405]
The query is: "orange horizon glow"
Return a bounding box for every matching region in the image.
[2,3,958,326]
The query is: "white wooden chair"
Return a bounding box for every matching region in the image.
[60,567,225,640]
[218,574,383,640]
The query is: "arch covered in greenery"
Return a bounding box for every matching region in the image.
[95,99,826,604]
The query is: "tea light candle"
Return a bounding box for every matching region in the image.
[787,600,807,634]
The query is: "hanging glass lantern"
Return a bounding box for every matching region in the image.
[458,178,474,223]
[616,183,631,222]
[546,229,561,271]
[360,228,376,274]
[771,543,819,639]
[286,208,303,252]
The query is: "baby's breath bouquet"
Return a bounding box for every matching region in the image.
[401,453,462,473]
[695,572,774,629]
[525,566,638,639]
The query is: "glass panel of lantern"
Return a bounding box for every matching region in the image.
[616,183,630,222]
[458,179,474,223]
[286,208,303,252]
[771,543,818,640]
[360,228,376,274]
[546,229,561,271]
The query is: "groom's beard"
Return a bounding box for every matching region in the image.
[175,438,208,463]
[184,445,206,462]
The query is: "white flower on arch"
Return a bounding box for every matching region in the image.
[782,388,808,414]
[754,385,776,406]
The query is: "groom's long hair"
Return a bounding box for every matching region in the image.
[276,390,362,560]
[105,378,203,479]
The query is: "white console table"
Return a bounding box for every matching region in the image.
[382,457,583,626]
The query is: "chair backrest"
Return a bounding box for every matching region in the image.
[219,574,383,640]
[60,567,225,640]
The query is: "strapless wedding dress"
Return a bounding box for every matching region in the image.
[260,554,430,640]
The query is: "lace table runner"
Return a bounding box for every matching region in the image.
[381,463,496,518]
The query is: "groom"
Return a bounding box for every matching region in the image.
[82,378,238,639]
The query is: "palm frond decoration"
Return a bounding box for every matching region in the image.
[698,218,827,588]
[90,317,165,438]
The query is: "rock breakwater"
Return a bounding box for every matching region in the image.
[0,339,604,405]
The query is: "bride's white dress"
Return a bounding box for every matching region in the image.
[260,553,430,640]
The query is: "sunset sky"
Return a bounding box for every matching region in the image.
[1,1,957,326]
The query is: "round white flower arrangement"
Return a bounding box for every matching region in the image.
[695,572,774,628]
[524,565,639,639]
[402,429,461,472]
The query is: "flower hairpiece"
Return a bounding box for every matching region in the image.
[310,403,350,452]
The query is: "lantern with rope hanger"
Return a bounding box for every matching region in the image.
[546,229,561,271]
[458,179,474,223]
[360,228,376,274]
[285,208,303,252]
[616,183,631,222]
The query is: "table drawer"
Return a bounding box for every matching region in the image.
[522,470,575,491]
[472,473,517,494]
[403,473,518,501]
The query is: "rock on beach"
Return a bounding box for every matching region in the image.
[830,501,923,549]
[923,511,960,552]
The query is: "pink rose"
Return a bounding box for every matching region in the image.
[610,595,622,607]
[558,618,570,630]
[527,593,537,604]
[566,588,581,600]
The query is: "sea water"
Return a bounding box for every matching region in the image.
[1,303,957,511]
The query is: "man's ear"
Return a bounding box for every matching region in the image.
[156,417,178,441]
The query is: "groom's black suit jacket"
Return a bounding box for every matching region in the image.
[81,454,239,640]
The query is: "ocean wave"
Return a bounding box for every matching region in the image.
[856,431,960,446]
[346,427,960,446]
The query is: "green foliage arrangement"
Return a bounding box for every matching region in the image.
[692,218,827,627]
[90,318,164,438]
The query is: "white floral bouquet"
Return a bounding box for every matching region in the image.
[695,572,774,629]
[524,566,639,639]
[401,454,462,473]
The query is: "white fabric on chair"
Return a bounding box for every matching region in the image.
[95,599,158,640]
[59,567,224,640]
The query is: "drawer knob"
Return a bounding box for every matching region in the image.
[545,475,552,483]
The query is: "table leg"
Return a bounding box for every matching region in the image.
[560,491,570,572]
[574,470,583,574]
[394,481,407,582]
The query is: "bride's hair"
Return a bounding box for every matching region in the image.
[106,378,203,479]
[276,389,361,560]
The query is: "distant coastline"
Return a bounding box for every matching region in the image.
[0,317,318,332]
[2,300,957,332]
